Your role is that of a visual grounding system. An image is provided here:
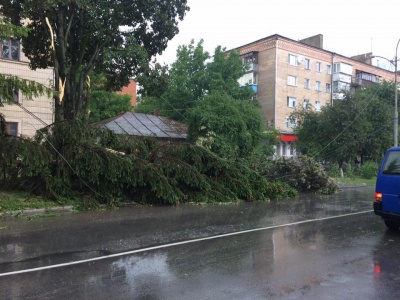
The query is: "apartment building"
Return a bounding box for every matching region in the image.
[234,34,395,158]
[0,38,54,137]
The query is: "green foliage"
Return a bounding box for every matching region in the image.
[326,163,341,177]
[137,40,254,122]
[0,74,53,105]
[136,61,170,98]
[293,82,394,168]
[0,21,29,38]
[134,96,163,115]
[1,121,296,206]
[137,40,268,159]
[1,0,189,121]
[89,91,132,122]
[357,161,378,179]
[0,190,59,212]
[188,91,264,159]
[252,155,339,194]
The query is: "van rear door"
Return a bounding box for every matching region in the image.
[377,149,400,213]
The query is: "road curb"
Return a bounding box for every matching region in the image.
[2,206,74,217]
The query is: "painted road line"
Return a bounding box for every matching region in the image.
[0,210,374,277]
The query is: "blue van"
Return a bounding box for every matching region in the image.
[374,147,400,230]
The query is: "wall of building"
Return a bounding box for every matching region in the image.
[235,34,397,158]
[275,39,332,133]
[0,44,54,137]
[117,79,137,107]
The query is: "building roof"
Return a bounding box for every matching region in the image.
[96,112,188,139]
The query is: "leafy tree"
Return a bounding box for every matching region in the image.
[188,91,264,159]
[89,91,132,123]
[293,82,394,172]
[159,39,210,121]
[0,0,189,121]
[136,61,170,98]
[137,40,253,121]
[136,40,266,158]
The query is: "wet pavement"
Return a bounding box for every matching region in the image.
[0,186,398,299]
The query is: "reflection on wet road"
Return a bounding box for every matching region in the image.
[1,187,398,299]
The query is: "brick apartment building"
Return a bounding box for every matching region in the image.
[234,34,395,158]
[0,38,54,137]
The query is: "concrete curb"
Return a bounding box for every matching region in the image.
[2,206,74,217]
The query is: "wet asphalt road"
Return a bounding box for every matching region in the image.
[1,186,399,299]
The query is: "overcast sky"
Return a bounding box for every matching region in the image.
[157,0,400,70]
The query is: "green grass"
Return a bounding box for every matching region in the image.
[0,176,376,214]
[0,190,65,213]
[332,176,376,187]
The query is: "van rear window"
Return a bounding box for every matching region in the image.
[382,151,400,174]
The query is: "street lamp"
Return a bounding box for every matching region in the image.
[372,39,400,147]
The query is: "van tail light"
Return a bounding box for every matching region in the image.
[375,192,383,201]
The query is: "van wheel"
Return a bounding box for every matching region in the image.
[384,220,399,230]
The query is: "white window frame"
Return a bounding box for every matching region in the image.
[288,54,298,66]
[315,81,321,91]
[1,38,20,61]
[0,88,19,103]
[287,96,297,108]
[305,58,311,70]
[316,62,322,73]
[285,116,297,129]
[303,99,310,109]
[334,63,340,73]
[315,101,321,112]
[326,64,332,75]
[304,78,310,89]
[287,75,297,86]
[326,83,331,93]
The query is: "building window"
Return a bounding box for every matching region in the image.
[287,75,297,86]
[315,81,321,91]
[333,81,350,93]
[303,99,310,109]
[326,64,332,75]
[326,83,331,93]
[316,62,322,73]
[0,88,19,103]
[5,122,18,136]
[304,78,310,89]
[289,143,294,156]
[288,54,297,66]
[238,72,257,86]
[315,101,321,112]
[1,39,20,61]
[356,71,379,83]
[241,52,258,64]
[334,63,340,73]
[305,58,310,70]
[285,116,297,129]
[287,96,297,108]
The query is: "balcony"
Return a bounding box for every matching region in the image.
[351,77,363,87]
[246,63,258,72]
[241,84,258,93]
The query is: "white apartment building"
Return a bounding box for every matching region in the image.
[0,37,54,137]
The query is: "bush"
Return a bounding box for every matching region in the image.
[252,155,339,194]
[357,161,378,179]
[326,163,341,177]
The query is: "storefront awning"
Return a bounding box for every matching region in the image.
[280,134,297,142]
